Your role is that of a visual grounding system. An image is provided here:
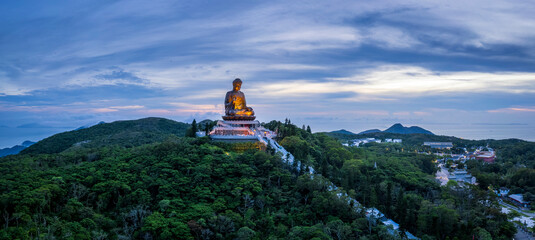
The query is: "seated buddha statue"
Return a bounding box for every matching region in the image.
[224,78,255,118]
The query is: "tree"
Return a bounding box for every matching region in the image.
[475,227,492,240]
[0,118,522,240]
[236,227,256,240]
[186,119,198,137]
[325,219,352,240]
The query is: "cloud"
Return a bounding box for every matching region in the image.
[95,69,145,83]
[364,26,420,49]
[426,1,535,46]
[2,0,535,97]
[92,108,118,113]
[265,64,328,71]
[509,107,535,112]
[238,64,535,103]
[327,65,535,97]
[0,71,31,96]
[243,25,361,52]
[65,68,151,88]
[167,102,222,111]
[109,105,145,110]
[488,106,535,113]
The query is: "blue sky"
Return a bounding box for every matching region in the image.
[1,0,535,147]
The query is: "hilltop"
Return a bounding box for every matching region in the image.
[384,123,434,135]
[22,117,189,155]
[330,129,355,135]
[326,125,531,149]
[358,129,381,134]
[351,123,434,135]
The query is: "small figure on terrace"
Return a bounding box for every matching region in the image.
[224,78,255,118]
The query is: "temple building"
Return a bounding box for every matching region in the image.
[209,78,275,143]
[475,151,496,163]
[423,142,453,149]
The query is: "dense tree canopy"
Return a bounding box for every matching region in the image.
[0,119,518,239]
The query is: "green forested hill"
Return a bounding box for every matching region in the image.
[0,119,518,239]
[327,127,535,211]
[326,130,530,149]
[21,117,189,155]
[1,137,368,239]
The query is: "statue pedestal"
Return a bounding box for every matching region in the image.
[209,120,275,142]
[221,115,256,121]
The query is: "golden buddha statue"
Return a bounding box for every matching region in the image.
[223,78,255,120]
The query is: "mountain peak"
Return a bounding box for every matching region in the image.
[384,123,433,135]
[331,129,355,135]
[21,141,35,147]
[358,129,382,134]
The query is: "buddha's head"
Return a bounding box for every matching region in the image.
[232,78,242,91]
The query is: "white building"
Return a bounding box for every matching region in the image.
[448,170,477,185]
[424,142,453,149]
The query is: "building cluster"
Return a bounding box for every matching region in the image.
[447,170,477,185]
[432,146,500,187]
[343,138,402,147]
[509,194,532,209]
[422,143,496,164]
[471,147,496,163]
[434,152,478,186]
[436,164,478,186]
[495,188,532,209]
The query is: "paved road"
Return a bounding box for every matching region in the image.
[501,201,535,218]
[435,165,449,186]
[501,201,534,239]
[515,226,533,240]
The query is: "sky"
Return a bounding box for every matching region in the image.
[1,0,535,147]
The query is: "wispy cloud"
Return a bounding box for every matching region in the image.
[364,26,420,49]
[239,65,535,102]
[329,65,535,97]
[488,106,535,113]
[109,105,144,110]
[1,0,535,144]
[93,108,118,113]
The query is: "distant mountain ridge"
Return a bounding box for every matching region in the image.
[358,129,381,134]
[0,141,35,157]
[75,121,106,130]
[331,129,355,135]
[333,123,434,136]
[383,123,434,135]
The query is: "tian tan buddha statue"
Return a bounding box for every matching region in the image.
[223,78,255,120]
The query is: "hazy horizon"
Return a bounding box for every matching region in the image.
[1,0,535,148]
[1,116,533,149]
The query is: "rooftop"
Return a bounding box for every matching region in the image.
[509,194,529,203]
